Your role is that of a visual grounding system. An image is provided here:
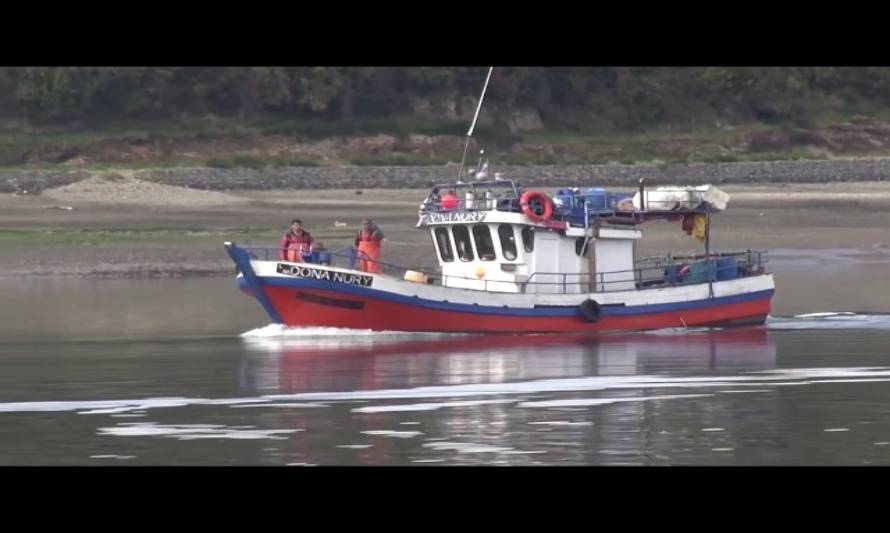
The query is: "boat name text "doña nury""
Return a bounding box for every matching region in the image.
[276,264,374,287]
[422,211,488,225]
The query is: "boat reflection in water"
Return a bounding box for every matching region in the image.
[239,327,777,395]
[236,327,777,465]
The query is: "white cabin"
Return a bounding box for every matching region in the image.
[419,209,640,295]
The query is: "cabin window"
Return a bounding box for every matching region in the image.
[575,237,589,257]
[434,227,454,262]
[521,227,534,252]
[472,225,496,261]
[452,226,475,262]
[498,224,518,260]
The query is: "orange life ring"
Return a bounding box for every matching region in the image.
[520,190,553,221]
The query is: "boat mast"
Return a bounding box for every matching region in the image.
[457,66,494,181]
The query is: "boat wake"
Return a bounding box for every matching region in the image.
[240,324,468,349]
[767,312,890,330]
[241,324,421,338]
[241,311,890,341]
[5,366,890,416]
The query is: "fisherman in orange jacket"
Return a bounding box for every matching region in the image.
[355,219,384,273]
[279,219,316,262]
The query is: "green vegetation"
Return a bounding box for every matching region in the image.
[5,67,890,168]
[5,67,890,131]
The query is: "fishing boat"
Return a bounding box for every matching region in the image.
[225,175,773,333]
[225,67,774,334]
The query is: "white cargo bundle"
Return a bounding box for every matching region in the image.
[632,185,730,212]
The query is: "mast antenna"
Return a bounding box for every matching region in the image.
[457,66,493,180]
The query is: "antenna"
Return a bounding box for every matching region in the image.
[457,66,493,180]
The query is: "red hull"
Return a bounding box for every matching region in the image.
[253,285,771,333]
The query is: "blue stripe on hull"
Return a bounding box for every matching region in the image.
[249,275,774,318]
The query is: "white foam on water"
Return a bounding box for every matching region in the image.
[412,459,445,463]
[7,366,890,416]
[231,402,329,409]
[422,441,515,454]
[353,399,514,413]
[98,422,302,440]
[768,312,890,330]
[84,398,198,414]
[242,324,385,338]
[502,450,548,455]
[711,448,735,452]
[518,393,713,409]
[336,444,374,449]
[361,430,423,439]
[400,422,421,425]
[809,378,890,384]
[0,397,198,415]
[241,324,462,340]
[527,421,593,427]
[242,312,890,341]
[874,442,890,446]
[642,327,719,335]
[824,428,850,432]
[701,427,725,432]
[90,455,136,459]
[795,312,858,318]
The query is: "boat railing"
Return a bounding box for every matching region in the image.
[520,250,768,294]
[421,196,522,214]
[241,245,767,295]
[420,195,717,227]
[242,245,433,281]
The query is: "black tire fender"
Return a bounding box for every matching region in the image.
[578,299,600,322]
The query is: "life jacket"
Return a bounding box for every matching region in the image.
[441,193,459,210]
[356,228,384,244]
[356,228,383,273]
[280,230,313,262]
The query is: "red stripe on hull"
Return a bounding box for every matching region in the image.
[253,286,771,334]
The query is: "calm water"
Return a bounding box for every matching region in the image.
[1,252,890,466]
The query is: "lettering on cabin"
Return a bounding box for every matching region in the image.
[421,211,488,225]
[276,264,374,287]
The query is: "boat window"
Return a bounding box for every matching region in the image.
[521,226,534,252]
[434,227,454,262]
[498,225,518,260]
[575,237,589,257]
[472,225,497,261]
[452,226,475,262]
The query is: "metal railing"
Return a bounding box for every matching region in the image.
[246,246,428,280]
[242,245,768,295]
[420,196,522,214]
[520,250,767,294]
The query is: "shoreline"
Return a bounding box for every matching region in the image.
[6,157,890,195]
[3,177,890,279]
